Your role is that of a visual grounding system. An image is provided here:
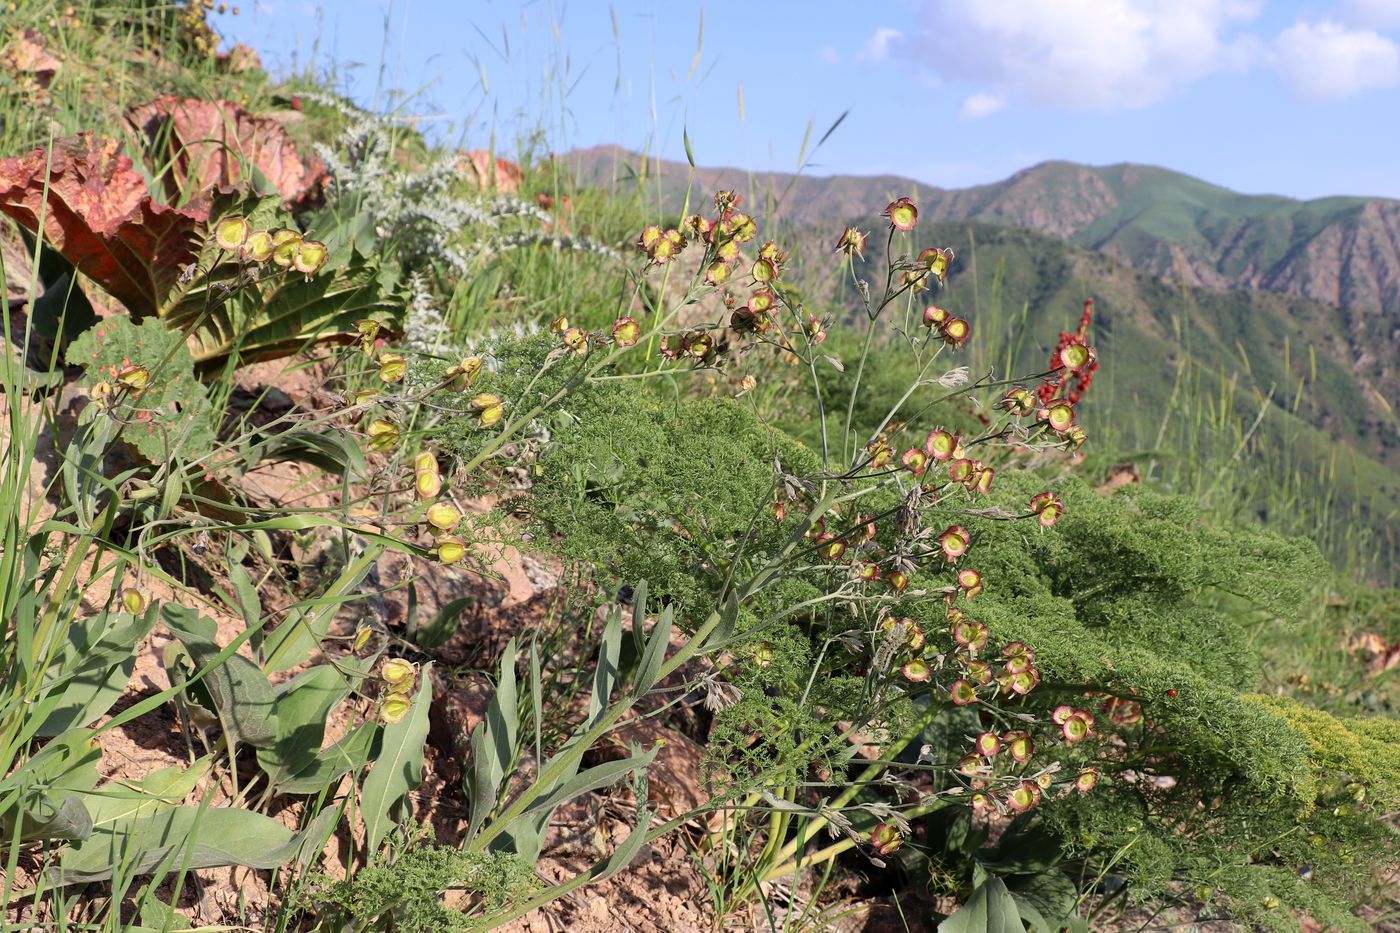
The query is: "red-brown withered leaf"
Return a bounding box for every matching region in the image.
[1,28,62,88]
[0,134,208,316]
[125,96,326,206]
[456,149,524,194]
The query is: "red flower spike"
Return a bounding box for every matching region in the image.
[950,678,979,705]
[884,197,918,231]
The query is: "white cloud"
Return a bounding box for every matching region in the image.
[857,27,902,64]
[960,92,1006,120]
[869,0,1263,110]
[1342,0,1400,30]
[1274,20,1400,100]
[819,45,840,66]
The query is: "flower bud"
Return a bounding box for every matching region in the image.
[1001,388,1036,415]
[356,319,381,356]
[923,305,949,328]
[563,327,590,355]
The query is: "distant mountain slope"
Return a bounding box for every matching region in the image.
[567,146,1400,408]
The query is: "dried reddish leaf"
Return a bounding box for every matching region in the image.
[125,96,326,206]
[1,28,61,88]
[0,134,208,316]
[457,150,524,194]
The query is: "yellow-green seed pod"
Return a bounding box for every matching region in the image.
[447,356,483,391]
[381,693,412,723]
[478,404,505,427]
[435,534,467,564]
[426,502,461,531]
[214,216,249,251]
[352,625,374,651]
[293,239,328,275]
[120,587,148,614]
[271,229,302,267]
[382,657,416,686]
[378,353,407,383]
[243,230,274,262]
[117,365,150,392]
[366,418,400,452]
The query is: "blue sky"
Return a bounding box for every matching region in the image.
[214,1,1400,199]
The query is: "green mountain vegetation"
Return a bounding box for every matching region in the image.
[571,147,1400,582]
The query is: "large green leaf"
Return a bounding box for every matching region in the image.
[162,604,278,748]
[939,877,1026,933]
[53,805,321,884]
[273,722,378,796]
[359,663,432,856]
[256,665,350,788]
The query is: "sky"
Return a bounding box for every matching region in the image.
[212,0,1400,200]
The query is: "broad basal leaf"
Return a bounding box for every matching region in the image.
[0,134,209,316]
[126,96,326,207]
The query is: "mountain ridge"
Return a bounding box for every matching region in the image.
[567,145,1400,412]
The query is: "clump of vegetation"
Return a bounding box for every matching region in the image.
[0,3,1394,932]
